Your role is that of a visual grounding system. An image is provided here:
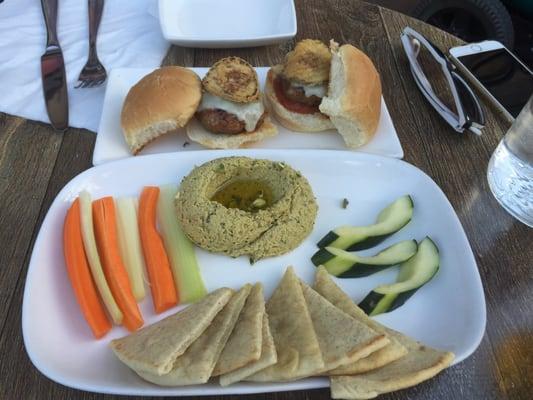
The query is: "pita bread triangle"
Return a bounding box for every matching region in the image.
[213,283,265,376]
[330,340,454,399]
[135,285,251,385]
[314,266,408,374]
[110,288,233,376]
[219,313,277,386]
[247,267,324,381]
[311,268,454,399]
[299,280,389,372]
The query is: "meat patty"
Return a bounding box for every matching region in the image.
[280,77,322,107]
[197,109,265,135]
[197,109,245,134]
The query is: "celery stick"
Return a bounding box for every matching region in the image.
[115,197,146,301]
[78,191,123,324]
[157,184,207,303]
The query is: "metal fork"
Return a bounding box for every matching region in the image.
[76,0,106,88]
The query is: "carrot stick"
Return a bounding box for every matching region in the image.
[138,186,178,312]
[79,191,123,324]
[63,199,112,339]
[92,197,144,331]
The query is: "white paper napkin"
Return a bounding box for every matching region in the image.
[0,0,169,132]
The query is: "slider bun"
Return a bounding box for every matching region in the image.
[264,65,335,132]
[186,115,278,149]
[319,42,382,148]
[202,57,259,103]
[121,67,201,154]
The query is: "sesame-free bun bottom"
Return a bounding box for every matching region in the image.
[186,116,278,149]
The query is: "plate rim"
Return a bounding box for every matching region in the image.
[22,149,486,396]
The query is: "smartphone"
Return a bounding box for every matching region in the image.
[449,41,533,121]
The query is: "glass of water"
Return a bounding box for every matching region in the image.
[487,95,533,227]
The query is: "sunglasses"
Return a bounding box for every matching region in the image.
[401,27,485,135]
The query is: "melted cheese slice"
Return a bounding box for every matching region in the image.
[290,82,328,98]
[198,92,264,132]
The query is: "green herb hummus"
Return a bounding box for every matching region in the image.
[175,156,318,261]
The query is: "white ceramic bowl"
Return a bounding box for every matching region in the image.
[158,0,297,48]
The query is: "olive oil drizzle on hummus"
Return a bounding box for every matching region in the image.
[211,179,274,212]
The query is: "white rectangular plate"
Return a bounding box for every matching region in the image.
[23,150,485,396]
[158,0,297,48]
[93,68,403,166]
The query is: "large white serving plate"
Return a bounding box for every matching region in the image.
[22,150,485,396]
[93,68,403,166]
[158,0,297,48]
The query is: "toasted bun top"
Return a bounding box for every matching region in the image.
[282,39,331,85]
[202,57,259,103]
[336,42,381,136]
[317,42,381,148]
[121,67,202,154]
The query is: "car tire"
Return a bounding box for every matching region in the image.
[411,0,514,47]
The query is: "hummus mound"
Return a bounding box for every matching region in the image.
[175,156,318,261]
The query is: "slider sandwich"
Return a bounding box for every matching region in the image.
[186,57,277,149]
[265,39,382,148]
[121,66,202,154]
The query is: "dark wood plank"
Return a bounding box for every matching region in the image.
[0,115,64,334]
[161,46,195,67]
[2,1,532,399]
[0,129,95,398]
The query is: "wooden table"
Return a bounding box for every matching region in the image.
[1,1,531,399]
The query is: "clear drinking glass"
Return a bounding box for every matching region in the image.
[487,95,533,227]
